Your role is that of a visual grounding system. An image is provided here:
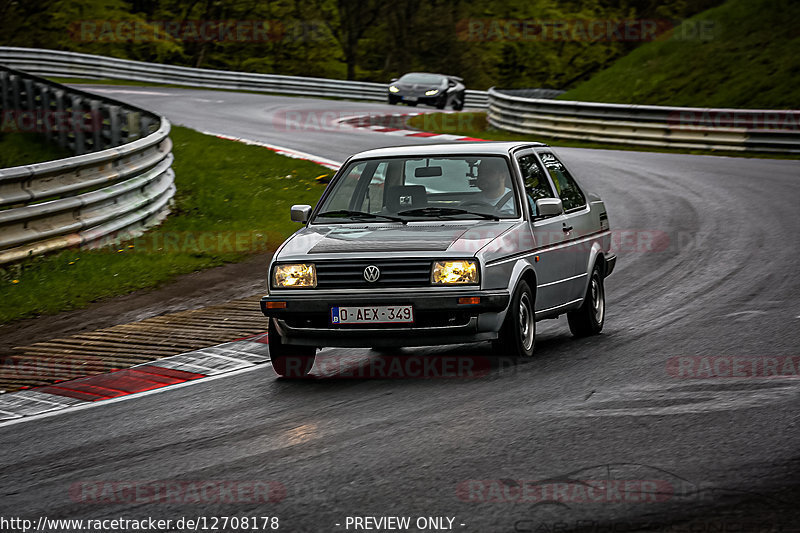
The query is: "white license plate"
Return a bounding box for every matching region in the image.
[331,305,414,324]
[404,96,418,102]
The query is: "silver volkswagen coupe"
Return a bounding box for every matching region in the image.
[261,142,616,377]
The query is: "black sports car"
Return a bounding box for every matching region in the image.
[387,72,466,110]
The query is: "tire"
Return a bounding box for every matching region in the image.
[268,318,316,378]
[387,97,397,105]
[407,102,418,107]
[452,92,465,111]
[493,280,536,358]
[435,96,447,110]
[568,264,605,337]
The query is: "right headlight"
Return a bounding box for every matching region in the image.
[389,85,400,93]
[272,263,317,288]
[431,260,479,285]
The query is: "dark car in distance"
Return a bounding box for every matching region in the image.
[388,72,466,110]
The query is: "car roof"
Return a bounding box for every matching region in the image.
[350,141,549,160]
[400,72,445,77]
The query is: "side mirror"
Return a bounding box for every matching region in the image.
[290,204,312,223]
[390,78,398,83]
[448,81,456,87]
[535,198,563,217]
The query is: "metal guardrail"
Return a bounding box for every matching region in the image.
[488,88,800,153]
[0,65,175,264]
[0,47,490,108]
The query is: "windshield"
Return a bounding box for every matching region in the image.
[398,73,445,84]
[314,156,519,223]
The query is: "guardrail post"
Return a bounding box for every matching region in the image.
[127,110,141,142]
[71,94,86,155]
[108,105,122,146]
[53,88,68,150]
[40,85,55,144]
[89,99,102,151]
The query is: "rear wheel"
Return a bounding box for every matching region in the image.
[268,318,316,378]
[452,93,465,111]
[493,280,536,358]
[568,264,605,337]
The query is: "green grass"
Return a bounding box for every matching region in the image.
[406,112,799,159]
[560,0,800,108]
[0,133,72,167]
[0,126,332,323]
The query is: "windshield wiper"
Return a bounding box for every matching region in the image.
[397,207,500,221]
[315,210,407,223]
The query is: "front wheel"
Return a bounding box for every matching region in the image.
[493,280,536,358]
[568,264,605,337]
[452,93,465,111]
[268,318,316,377]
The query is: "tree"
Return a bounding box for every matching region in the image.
[314,0,385,80]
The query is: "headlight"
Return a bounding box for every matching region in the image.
[431,260,479,285]
[389,85,400,93]
[425,89,439,96]
[273,263,316,288]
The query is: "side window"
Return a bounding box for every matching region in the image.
[517,153,555,216]
[538,152,586,211]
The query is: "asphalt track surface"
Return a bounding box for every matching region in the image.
[2,87,800,532]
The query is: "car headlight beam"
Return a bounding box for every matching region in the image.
[273,263,317,288]
[431,260,479,285]
[389,85,400,93]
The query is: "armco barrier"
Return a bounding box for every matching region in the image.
[0,47,490,108]
[0,65,174,264]
[488,87,800,154]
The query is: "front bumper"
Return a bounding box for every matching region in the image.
[390,94,443,106]
[261,290,510,347]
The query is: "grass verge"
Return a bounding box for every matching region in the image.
[0,126,332,323]
[0,132,72,167]
[559,0,800,108]
[406,112,799,159]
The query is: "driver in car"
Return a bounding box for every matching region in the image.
[475,158,515,213]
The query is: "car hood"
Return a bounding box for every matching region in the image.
[276,221,519,261]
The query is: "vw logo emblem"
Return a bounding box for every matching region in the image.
[363,265,381,283]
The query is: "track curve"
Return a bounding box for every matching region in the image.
[1,86,799,532]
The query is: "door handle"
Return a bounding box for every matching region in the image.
[562,225,573,233]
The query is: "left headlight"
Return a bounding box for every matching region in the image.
[273,263,317,288]
[425,89,439,96]
[431,260,479,285]
[389,85,400,93]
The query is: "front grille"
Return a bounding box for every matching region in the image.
[316,259,432,288]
